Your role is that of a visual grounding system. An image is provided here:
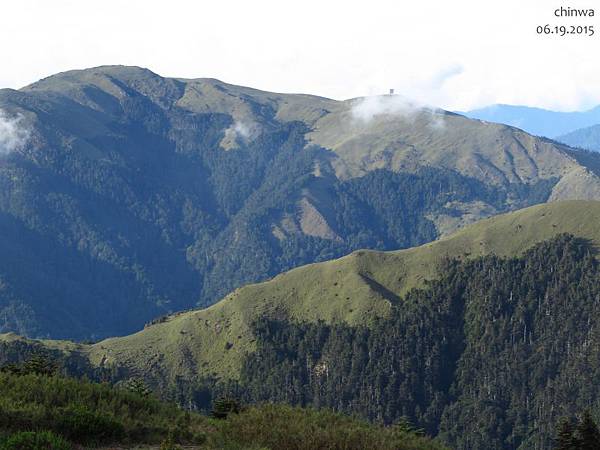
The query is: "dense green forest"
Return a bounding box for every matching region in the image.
[169,234,600,450]
[0,357,445,450]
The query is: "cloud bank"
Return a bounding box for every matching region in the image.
[351,95,420,122]
[350,95,446,131]
[0,109,30,155]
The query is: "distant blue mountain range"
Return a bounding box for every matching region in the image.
[461,104,600,139]
[557,124,600,151]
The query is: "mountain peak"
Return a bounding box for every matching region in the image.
[23,65,161,89]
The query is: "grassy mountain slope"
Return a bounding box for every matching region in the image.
[75,200,600,383]
[2,66,600,339]
[312,102,572,185]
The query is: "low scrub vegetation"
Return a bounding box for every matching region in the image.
[0,368,206,446]
[206,403,448,450]
[0,358,445,449]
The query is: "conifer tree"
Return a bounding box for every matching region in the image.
[575,410,600,450]
[554,418,577,450]
[22,354,58,376]
[125,377,152,397]
[211,397,241,419]
[0,354,57,376]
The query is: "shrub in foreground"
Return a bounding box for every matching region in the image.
[55,405,124,443]
[0,431,71,450]
[0,371,207,445]
[208,403,448,450]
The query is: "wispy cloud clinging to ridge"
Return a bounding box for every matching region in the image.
[0,109,30,155]
[350,94,447,131]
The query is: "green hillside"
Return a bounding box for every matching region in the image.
[73,200,600,384]
[2,66,600,339]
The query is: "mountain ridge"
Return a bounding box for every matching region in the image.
[2,66,600,338]
[557,123,600,151]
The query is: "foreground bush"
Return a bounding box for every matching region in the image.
[0,372,206,445]
[55,405,125,443]
[0,431,71,450]
[208,403,448,450]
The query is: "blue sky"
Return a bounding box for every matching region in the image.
[2,0,598,111]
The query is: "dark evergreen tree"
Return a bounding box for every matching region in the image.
[0,353,57,377]
[554,418,577,450]
[124,377,152,398]
[211,397,241,419]
[574,411,600,450]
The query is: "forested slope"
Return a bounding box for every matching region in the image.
[239,234,600,449]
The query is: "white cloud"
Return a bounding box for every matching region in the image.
[428,64,465,91]
[0,110,30,155]
[228,120,260,141]
[350,94,447,131]
[428,113,447,132]
[221,120,261,149]
[351,95,419,122]
[231,121,253,140]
